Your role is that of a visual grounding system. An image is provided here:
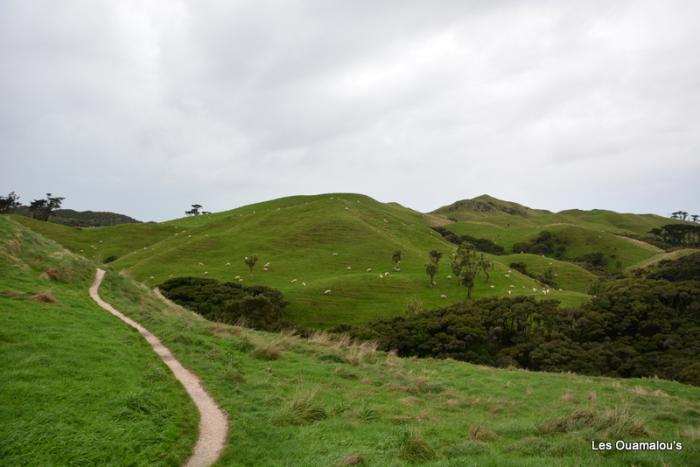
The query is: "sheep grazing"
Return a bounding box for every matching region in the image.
[323,289,332,295]
[234,275,241,279]
[509,285,515,288]
[379,274,384,279]
[332,252,338,256]
[507,269,512,273]
[346,266,352,270]
[264,262,270,267]
[188,235,192,238]
[383,272,390,277]
[291,278,297,283]
[532,288,537,292]
[263,267,269,272]
[204,271,208,275]
[447,274,452,279]
[440,294,447,299]
[198,262,204,266]
[302,282,307,287]
[149,276,154,280]
[383,218,388,223]
[508,290,512,295]
[225,262,231,266]
[366,268,372,272]
[490,285,495,288]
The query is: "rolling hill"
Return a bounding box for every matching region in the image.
[8,193,687,327]
[2,214,699,466]
[13,194,589,328]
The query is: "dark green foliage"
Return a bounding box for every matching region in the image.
[159,277,289,331]
[650,224,700,247]
[432,227,505,254]
[645,253,700,282]
[28,193,64,221]
[0,192,20,213]
[575,252,608,270]
[352,277,700,385]
[512,231,567,257]
[11,206,140,226]
[509,262,528,275]
[103,255,119,264]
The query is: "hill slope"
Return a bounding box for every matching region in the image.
[0,217,197,465]
[2,215,700,466]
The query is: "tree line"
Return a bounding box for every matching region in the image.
[0,191,64,221]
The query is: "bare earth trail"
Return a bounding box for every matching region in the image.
[89,269,228,467]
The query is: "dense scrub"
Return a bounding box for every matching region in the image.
[512,231,568,257]
[432,226,505,254]
[159,277,289,331]
[641,252,700,282]
[351,276,700,386]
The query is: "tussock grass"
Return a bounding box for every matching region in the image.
[273,390,327,426]
[335,453,366,466]
[251,341,282,360]
[470,424,498,441]
[398,429,436,463]
[539,406,650,438]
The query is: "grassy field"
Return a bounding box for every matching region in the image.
[494,254,598,294]
[0,217,197,466]
[3,213,700,466]
[6,194,684,327]
[100,268,700,466]
[12,194,589,328]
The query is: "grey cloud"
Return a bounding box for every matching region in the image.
[1,0,698,221]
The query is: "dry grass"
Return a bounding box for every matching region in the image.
[336,453,366,466]
[539,406,650,437]
[680,426,700,441]
[469,424,497,441]
[28,291,58,304]
[561,391,578,404]
[587,391,597,401]
[251,341,282,360]
[398,429,436,463]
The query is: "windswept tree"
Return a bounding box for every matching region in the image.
[0,192,20,213]
[692,214,699,223]
[451,243,492,299]
[425,262,438,287]
[244,255,258,274]
[29,193,64,221]
[425,250,442,286]
[392,250,402,271]
[186,204,203,216]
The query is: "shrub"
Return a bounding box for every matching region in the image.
[103,255,119,263]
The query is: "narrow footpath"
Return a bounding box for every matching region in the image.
[89,269,228,467]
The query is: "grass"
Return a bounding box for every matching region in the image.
[0,217,197,466]
[3,214,700,465]
[13,194,586,328]
[99,267,700,466]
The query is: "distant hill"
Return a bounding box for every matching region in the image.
[433,194,550,220]
[11,207,140,227]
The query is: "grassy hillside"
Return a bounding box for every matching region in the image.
[109,194,588,326]
[0,217,197,465]
[11,214,178,263]
[100,268,700,466]
[3,214,700,466]
[495,254,598,294]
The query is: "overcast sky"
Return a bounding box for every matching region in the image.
[2,1,699,221]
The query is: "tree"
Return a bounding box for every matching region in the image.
[0,192,20,213]
[478,253,493,282]
[244,255,258,274]
[29,193,64,221]
[392,250,402,271]
[692,214,699,223]
[451,243,483,299]
[425,262,438,287]
[186,204,203,216]
[429,250,442,265]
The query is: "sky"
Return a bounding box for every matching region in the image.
[1,1,699,221]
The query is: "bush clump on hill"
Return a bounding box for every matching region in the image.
[512,231,567,257]
[432,227,505,254]
[643,252,700,282]
[159,277,289,331]
[350,276,700,385]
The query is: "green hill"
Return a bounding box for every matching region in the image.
[2,211,700,466]
[0,217,197,465]
[97,194,588,326]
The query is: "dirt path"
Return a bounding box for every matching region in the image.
[89,269,228,467]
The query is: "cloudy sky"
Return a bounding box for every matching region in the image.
[2,1,699,221]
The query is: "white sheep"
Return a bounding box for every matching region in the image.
[366,268,372,272]
[291,278,297,283]
[323,289,332,295]
[332,252,338,256]
[225,262,231,266]
[347,266,352,270]
[302,282,307,287]
[264,262,270,267]
[204,271,208,275]
[490,285,495,288]
[508,290,512,295]
[440,294,447,299]
[447,274,452,279]
[198,262,204,266]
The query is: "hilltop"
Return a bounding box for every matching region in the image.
[10,207,141,227]
[1,215,698,466]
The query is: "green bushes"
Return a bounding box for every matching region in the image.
[159,277,289,331]
[351,276,700,385]
[512,231,567,257]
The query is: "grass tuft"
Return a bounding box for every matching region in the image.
[398,429,436,463]
[469,424,497,441]
[273,390,327,426]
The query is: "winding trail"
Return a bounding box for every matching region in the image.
[89,269,228,467]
